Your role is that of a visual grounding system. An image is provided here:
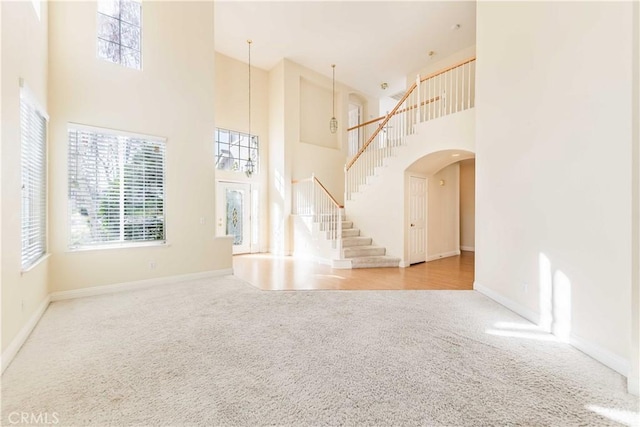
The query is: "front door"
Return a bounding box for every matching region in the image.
[217,181,251,254]
[409,176,427,264]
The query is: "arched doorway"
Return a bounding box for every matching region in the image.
[405,150,475,265]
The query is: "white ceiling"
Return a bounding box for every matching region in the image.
[214,1,476,98]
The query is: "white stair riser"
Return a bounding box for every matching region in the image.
[343,246,385,257]
[327,229,359,239]
[342,237,372,247]
[320,221,353,231]
[351,256,400,269]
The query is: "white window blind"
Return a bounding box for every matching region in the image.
[20,87,48,270]
[68,125,165,248]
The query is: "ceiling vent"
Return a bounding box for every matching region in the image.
[389,90,406,101]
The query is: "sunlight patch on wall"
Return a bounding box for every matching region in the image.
[538,252,573,342]
[552,270,572,341]
[275,169,285,200]
[539,253,553,332]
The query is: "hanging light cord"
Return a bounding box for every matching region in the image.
[332,64,336,117]
[248,40,252,142]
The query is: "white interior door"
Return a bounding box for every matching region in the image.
[409,176,427,264]
[217,181,251,254]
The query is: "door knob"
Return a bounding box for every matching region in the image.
[410,223,415,227]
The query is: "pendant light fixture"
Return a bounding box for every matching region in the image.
[329,64,338,134]
[245,39,255,177]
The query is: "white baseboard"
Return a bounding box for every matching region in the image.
[474,281,540,325]
[475,281,631,379]
[569,334,629,377]
[629,375,639,396]
[50,268,233,301]
[427,250,461,262]
[2,295,51,374]
[460,246,475,252]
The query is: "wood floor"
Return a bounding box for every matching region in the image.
[233,251,474,291]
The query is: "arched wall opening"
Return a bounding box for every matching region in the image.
[404,149,475,265]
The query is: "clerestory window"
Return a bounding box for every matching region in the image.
[97,0,142,69]
[215,128,259,177]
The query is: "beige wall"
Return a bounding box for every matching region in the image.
[268,59,375,254]
[215,53,269,138]
[286,60,371,201]
[427,163,460,260]
[476,1,633,375]
[47,1,231,292]
[630,0,640,396]
[214,52,270,252]
[267,60,290,255]
[459,159,475,250]
[1,1,50,353]
[300,77,339,149]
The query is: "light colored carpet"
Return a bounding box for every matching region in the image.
[1,276,638,426]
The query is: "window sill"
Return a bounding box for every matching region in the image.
[21,253,51,275]
[67,241,170,254]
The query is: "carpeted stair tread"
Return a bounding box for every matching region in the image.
[343,245,386,257]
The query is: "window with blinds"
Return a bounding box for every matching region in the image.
[68,125,166,249]
[21,86,48,270]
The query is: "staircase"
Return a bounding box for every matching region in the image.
[291,57,476,268]
[345,56,476,200]
[325,218,400,268]
[292,176,399,269]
